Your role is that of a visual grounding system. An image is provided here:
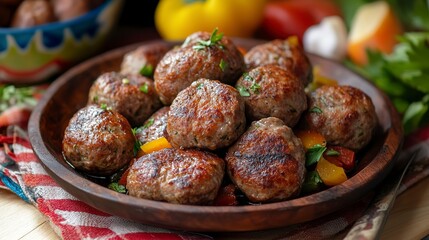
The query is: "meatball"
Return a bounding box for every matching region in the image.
[135,106,169,145]
[226,117,306,202]
[127,148,225,205]
[62,105,135,176]
[244,39,313,86]
[154,31,245,105]
[167,79,246,150]
[88,72,162,127]
[304,85,378,151]
[236,64,307,127]
[11,0,55,28]
[120,42,170,78]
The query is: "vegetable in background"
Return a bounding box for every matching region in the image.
[260,0,341,41]
[347,32,429,134]
[154,0,267,40]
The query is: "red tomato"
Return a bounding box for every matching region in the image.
[260,0,342,41]
[323,146,355,171]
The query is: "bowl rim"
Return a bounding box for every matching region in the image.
[0,0,114,34]
[28,39,404,232]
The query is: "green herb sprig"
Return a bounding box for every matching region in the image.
[193,28,224,51]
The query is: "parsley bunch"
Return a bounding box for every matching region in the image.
[0,85,38,113]
[347,32,429,134]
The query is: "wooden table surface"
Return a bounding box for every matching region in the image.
[2,176,429,240]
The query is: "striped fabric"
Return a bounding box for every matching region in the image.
[2,123,429,239]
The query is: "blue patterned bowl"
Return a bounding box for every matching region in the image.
[0,0,123,84]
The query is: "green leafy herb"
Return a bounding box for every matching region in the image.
[237,85,250,97]
[193,28,224,51]
[326,149,340,156]
[93,95,99,103]
[301,170,324,193]
[122,78,130,84]
[143,118,154,129]
[310,106,323,114]
[219,59,228,72]
[100,103,112,111]
[346,32,429,134]
[197,83,204,90]
[139,83,149,93]
[108,182,126,194]
[305,144,327,167]
[250,82,261,93]
[0,85,39,112]
[243,72,253,82]
[139,64,154,77]
[131,127,142,156]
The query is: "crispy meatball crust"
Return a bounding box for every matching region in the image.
[120,42,170,77]
[88,72,162,127]
[127,148,225,205]
[62,105,135,176]
[154,31,245,105]
[167,79,246,150]
[304,85,378,151]
[135,106,170,145]
[226,117,306,203]
[236,64,307,127]
[244,39,313,86]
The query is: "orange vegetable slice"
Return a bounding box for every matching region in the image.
[316,157,348,186]
[347,1,403,65]
[140,137,172,154]
[295,129,327,150]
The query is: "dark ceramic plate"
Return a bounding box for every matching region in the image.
[28,39,403,232]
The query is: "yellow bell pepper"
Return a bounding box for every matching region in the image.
[155,0,267,40]
[316,157,348,186]
[140,137,172,154]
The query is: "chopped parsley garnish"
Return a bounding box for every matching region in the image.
[310,106,323,114]
[305,144,327,167]
[139,64,154,77]
[326,149,340,156]
[250,82,261,93]
[193,28,224,51]
[108,182,126,194]
[93,95,98,103]
[139,83,149,93]
[237,85,250,97]
[197,83,204,90]
[122,78,130,84]
[219,59,228,72]
[143,118,154,129]
[100,103,112,111]
[240,72,261,94]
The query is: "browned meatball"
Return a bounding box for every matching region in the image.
[244,39,313,86]
[154,31,245,105]
[120,42,171,78]
[11,0,55,28]
[135,106,169,145]
[167,79,246,150]
[304,85,378,151]
[127,148,225,205]
[88,72,162,127]
[62,105,135,176]
[236,64,307,127]
[225,117,306,203]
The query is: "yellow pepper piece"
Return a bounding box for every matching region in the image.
[313,66,338,86]
[155,0,267,40]
[140,137,172,154]
[316,157,348,186]
[295,129,327,150]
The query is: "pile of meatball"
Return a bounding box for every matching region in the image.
[0,0,104,28]
[62,31,378,205]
